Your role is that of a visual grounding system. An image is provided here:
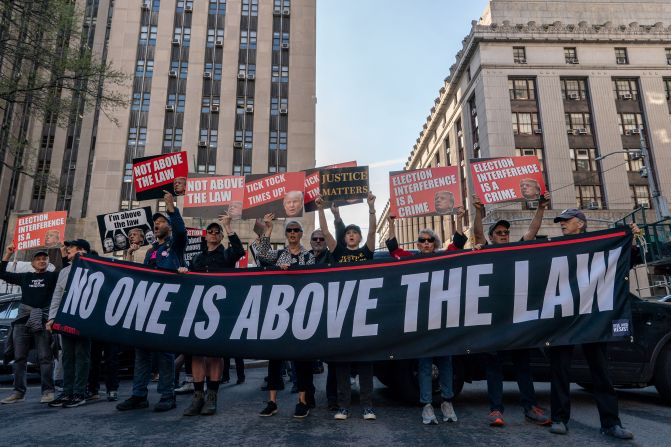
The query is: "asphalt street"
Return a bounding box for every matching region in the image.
[1,365,669,447]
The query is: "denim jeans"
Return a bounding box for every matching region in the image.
[12,323,54,394]
[336,361,374,408]
[418,356,453,404]
[61,334,91,396]
[485,349,537,412]
[132,349,175,399]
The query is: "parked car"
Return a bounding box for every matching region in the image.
[659,295,671,303]
[0,293,39,377]
[374,293,671,405]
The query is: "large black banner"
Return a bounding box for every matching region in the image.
[53,228,633,361]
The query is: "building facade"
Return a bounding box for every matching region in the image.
[378,0,671,265]
[1,0,316,253]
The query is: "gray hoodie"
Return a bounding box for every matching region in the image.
[48,265,71,321]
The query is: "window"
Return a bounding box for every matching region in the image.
[241,0,258,16]
[565,113,592,134]
[135,60,154,78]
[127,127,147,147]
[664,78,671,100]
[208,0,226,15]
[207,28,224,47]
[560,78,587,100]
[613,79,639,100]
[174,27,191,46]
[270,97,288,115]
[511,112,540,135]
[240,30,257,49]
[516,148,544,171]
[631,185,651,209]
[615,47,629,65]
[513,47,526,64]
[139,25,158,45]
[617,113,644,135]
[272,65,289,83]
[508,78,536,100]
[623,152,644,172]
[667,48,671,65]
[131,92,151,112]
[570,148,597,172]
[576,185,603,210]
[564,47,578,64]
[170,60,188,79]
[163,128,183,150]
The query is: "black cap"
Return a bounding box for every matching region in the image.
[152,212,172,226]
[206,222,223,232]
[32,250,49,259]
[488,220,511,236]
[64,239,91,253]
[343,224,362,236]
[553,208,587,223]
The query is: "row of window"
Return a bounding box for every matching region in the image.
[512,46,671,65]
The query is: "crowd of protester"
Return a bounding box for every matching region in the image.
[0,189,640,440]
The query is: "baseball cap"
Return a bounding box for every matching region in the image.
[152,212,172,226]
[206,222,223,232]
[553,208,586,223]
[64,239,91,253]
[488,220,511,236]
[32,250,49,259]
[343,224,362,236]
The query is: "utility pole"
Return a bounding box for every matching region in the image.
[639,129,670,221]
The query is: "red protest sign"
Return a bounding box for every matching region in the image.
[12,211,67,251]
[389,166,462,218]
[241,172,306,219]
[132,151,189,200]
[470,156,546,205]
[303,161,357,212]
[183,175,245,219]
[235,249,249,269]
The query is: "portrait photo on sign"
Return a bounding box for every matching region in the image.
[96,207,154,254]
[470,156,546,205]
[241,172,306,219]
[389,166,461,218]
[183,175,245,219]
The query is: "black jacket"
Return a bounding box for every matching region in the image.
[190,234,245,273]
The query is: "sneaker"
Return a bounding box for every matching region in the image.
[294,402,310,418]
[259,400,278,417]
[488,410,505,427]
[175,381,194,395]
[183,391,205,416]
[106,390,118,402]
[601,425,633,440]
[550,421,568,435]
[334,408,350,420]
[63,394,87,408]
[40,392,55,404]
[362,408,377,420]
[154,396,176,412]
[85,391,100,401]
[441,400,458,422]
[524,405,550,425]
[116,395,149,411]
[1,392,25,404]
[200,390,218,416]
[422,403,438,425]
[48,393,71,408]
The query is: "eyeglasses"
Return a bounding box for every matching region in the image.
[417,237,435,243]
[311,237,325,242]
[207,230,221,235]
[286,228,302,233]
[493,230,510,236]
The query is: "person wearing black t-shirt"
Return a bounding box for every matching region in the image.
[316,192,378,421]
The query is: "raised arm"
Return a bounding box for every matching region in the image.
[332,203,346,243]
[316,197,337,252]
[220,214,246,261]
[366,192,377,252]
[522,191,550,241]
[0,244,22,284]
[386,216,396,241]
[251,213,280,264]
[472,194,487,245]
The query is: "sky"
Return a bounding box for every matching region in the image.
[314,0,490,237]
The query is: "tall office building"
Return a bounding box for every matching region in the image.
[1,0,316,250]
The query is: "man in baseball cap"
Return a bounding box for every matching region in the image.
[553,208,587,235]
[63,239,91,253]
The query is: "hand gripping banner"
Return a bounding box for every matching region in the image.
[53,228,633,361]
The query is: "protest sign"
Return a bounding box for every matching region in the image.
[54,228,632,361]
[183,175,244,219]
[304,161,357,212]
[470,156,546,205]
[184,227,206,268]
[389,166,461,218]
[132,151,189,201]
[319,166,369,204]
[96,207,154,253]
[241,172,306,219]
[12,211,67,251]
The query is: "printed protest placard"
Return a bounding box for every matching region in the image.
[389,166,461,218]
[96,207,154,253]
[184,227,206,268]
[318,166,369,204]
[132,151,189,201]
[12,211,67,251]
[470,156,546,205]
[183,175,244,219]
[303,161,357,212]
[241,172,306,219]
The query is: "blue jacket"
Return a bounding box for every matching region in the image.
[143,208,187,269]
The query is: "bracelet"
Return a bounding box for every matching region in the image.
[369,210,376,214]
[227,232,235,236]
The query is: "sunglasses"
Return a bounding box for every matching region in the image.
[311,237,325,242]
[493,230,510,236]
[417,237,435,243]
[286,228,302,233]
[207,230,221,235]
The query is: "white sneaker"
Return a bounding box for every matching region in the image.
[441,401,457,422]
[1,392,25,404]
[40,392,55,403]
[334,408,350,420]
[422,403,438,425]
[175,381,194,394]
[362,408,377,420]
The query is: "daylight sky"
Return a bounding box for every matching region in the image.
[315,0,490,237]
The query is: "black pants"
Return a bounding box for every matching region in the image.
[326,362,338,404]
[223,357,245,381]
[550,343,621,428]
[267,360,314,393]
[484,349,537,412]
[88,341,118,394]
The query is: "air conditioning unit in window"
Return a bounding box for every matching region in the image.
[172,37,181,46]
[247,73,255,80]
[203,71,212,79]
[168,70,178,78]
[473,142,480,150]
[273,8,281,15]
[516,59,527,64]
[471,109,477,116]
[282,8,290,16]
[578,128,588,135]
[165,104,175,112]
[279,107,288,115]
[534,129,543,134]
[625,130,632,135]
[184,4,192,12]
[457,130,463,137]
[621,93,633,100]
[215,39,224,47]
[237,72,246,79]
[211,104,219,113]
[527,200,539,209]
[567,129,575,135]
[281,42,290,50]
[246,105,254,113]
[142,1,150,10]
[567,58,579,64]
[588,201,599,210]
[631,128,641,134]
[198,140,207,147]
[233,141,243,148]
[616,57,628,64]
[568,92,580,100]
